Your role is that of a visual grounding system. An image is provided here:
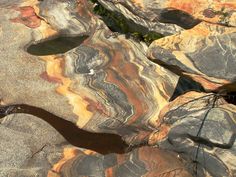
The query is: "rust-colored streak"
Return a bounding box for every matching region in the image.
[84,97,110,117]
[40,55,93,128]
[10,6,41,28]
[138,147,187,177]
[183,73,228,91]
[77,0,90,17]
[105,167,114,177]
[106,51,147,125]
[167,0,204,14]
[40,72,62,84]
[148,125,170,145]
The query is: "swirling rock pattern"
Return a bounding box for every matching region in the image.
[1,0,236,176]
[49,146,192,177]
[98,0,236,28]
[58,29,179,144]
[148,22,236,90]
[151,91,236,176]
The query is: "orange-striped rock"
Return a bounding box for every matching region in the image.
[148,22,236,91]
[98,0,236,28]
[49,146,192,177]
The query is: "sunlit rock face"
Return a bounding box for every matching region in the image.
[97,0,184,35]
[99,0,236,91]
[0,114,66,177]
[49,146,192,177]
[0,0,179,144]
[59,29,179,144]
[151,91,236,177]
[148,22,236,91]
[98,0,236,28]
[1,0,236,176]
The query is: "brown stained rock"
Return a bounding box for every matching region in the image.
[10,6,41,28]
[98,0,236,28]
[1,0,236,176]
[98,0,184,35]
[49,146,192,177]
[1,0,179,145]
[56,29,179,144]
[148,22,236,91]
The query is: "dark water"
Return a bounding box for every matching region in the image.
[0,104,128,154]
[159,9,201,29]
[27,36,88,56]
[223,92,236,105]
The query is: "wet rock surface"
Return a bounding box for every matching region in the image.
[0,0,236,177]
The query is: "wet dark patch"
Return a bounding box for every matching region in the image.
[223,92,236,105]
[170,77,205,101]
[27,36,88,56]
[159,8,201,29]
[0,104,128,154]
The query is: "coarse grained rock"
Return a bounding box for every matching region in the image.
[0,113,66,177]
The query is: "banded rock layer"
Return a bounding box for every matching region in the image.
[0,0,236,177]
[49,146,192,177]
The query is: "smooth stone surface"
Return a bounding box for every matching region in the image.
[151,92,236,177]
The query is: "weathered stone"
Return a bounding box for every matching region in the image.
[98,0,236,28]
[149,91,236,177]
[49,146,192,177]
[98,0,183,35]
[1,0,236,176]
[0,0,179,146]
[0,114,66,177]
[148,22,236,90]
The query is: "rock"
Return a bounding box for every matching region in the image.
[98,0,236,28]
[0,113,66,177]
[97,0,183,35]
[48,146,192,177]
[0,0,179,145]
[0,0,82,122]
[56,28,179,145]
[0,113,192,177]
[149,91,236,177]
[148,22,236,91]
[1,0,236,176]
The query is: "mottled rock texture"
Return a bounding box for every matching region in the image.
[152,92,236,177]
[49,146,192,177]
[1,0,236,176]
